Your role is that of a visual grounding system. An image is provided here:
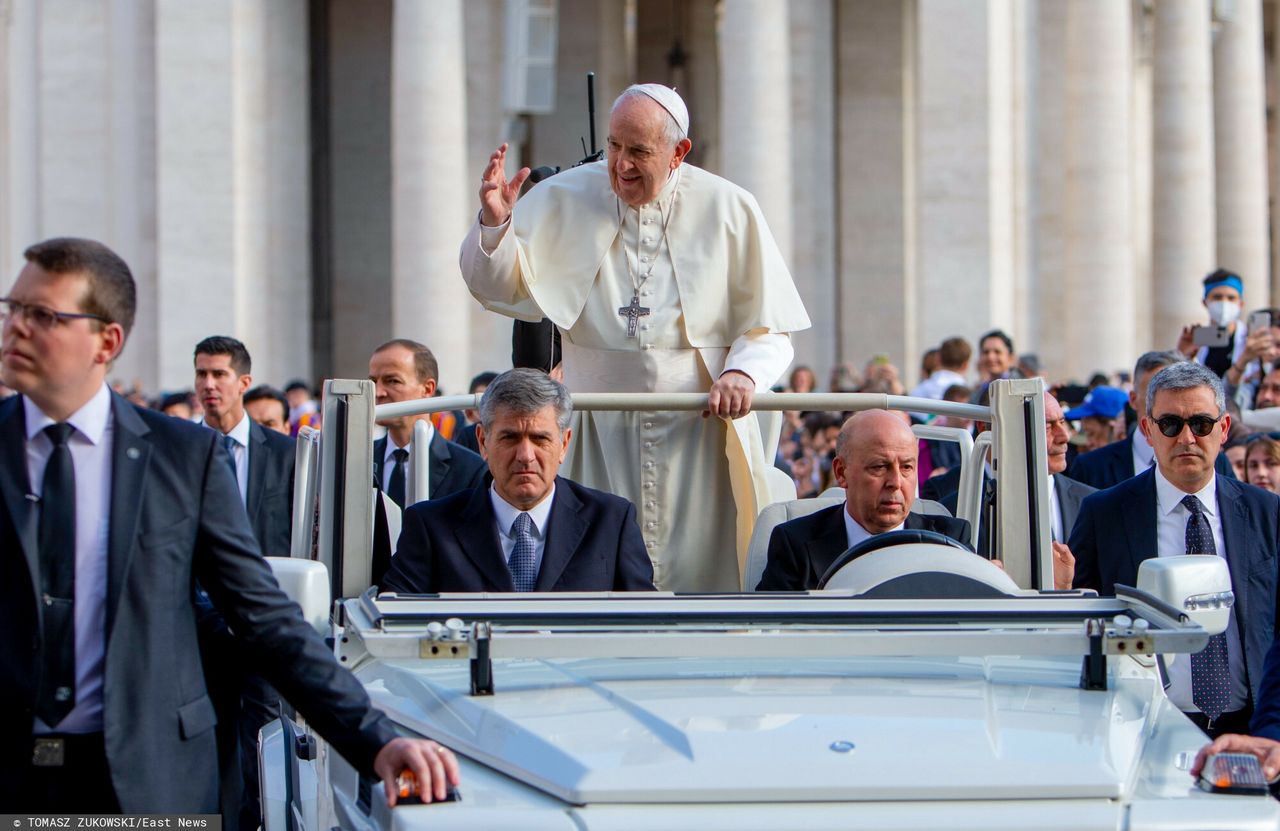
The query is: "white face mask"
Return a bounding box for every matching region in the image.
[1207,300,1241,326]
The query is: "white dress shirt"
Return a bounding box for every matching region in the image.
[490,483,556,584]
[382,420,434,502]
[25,383,113,734]
[205,412,250,504]
[1131,429,1154,476]
[1152,468,1248,713]
[1047,474,1063,542]
[842,506,905,550]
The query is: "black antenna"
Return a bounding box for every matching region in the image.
[587,72,598,154]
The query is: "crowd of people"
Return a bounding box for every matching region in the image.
[5,78,1280,821]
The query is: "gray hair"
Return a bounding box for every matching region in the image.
[611,88,686,148]
[479,368,573,434]
[1133,350,1183,383]
[1145,361,1226,416]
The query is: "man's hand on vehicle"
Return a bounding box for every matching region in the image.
[375,737,461,806]
[706,370,756,420]
[1191,734,1280,782]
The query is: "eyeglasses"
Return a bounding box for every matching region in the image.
[0,297,109,330]
[1152,413,1224,438]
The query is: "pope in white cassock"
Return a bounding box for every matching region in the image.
[460,84,810,592]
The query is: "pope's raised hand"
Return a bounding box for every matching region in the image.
[480,143,531,228]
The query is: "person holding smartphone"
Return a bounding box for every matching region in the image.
[1177,270,1250,377]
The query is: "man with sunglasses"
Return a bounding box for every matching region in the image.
[0,238,459,813]
[1071,362,1279,737]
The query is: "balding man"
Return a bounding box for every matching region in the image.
[756,410,971,591]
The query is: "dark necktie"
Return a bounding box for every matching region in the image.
[222,434,238,483]
[1182,494,1231,721]
[387,448,408,508]
[37,423,77,726]
[509,512,538,592]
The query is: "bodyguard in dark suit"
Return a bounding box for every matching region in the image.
[1069,350,1235,490]
[758,410,972,591]
[193,337,297,829]
[369,338,486,508]
[381,368,654,594]
[0,238,458,813]
[1071,362,1278,737]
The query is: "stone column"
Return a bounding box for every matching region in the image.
[1130,0,1154,353]
[1028,0,1067,375]
[789,0,836,378]
[1151,0,1215,347]
[837,0,917,377]
[720,0,792,263]
[392,0,471,394]
[915,0,1015,351]
[1062,0,1133,380]
[1213,0,1268,306]
[1,0,41,278]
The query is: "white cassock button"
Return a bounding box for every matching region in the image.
[640,323,651,331]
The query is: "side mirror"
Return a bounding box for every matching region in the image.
[267,557,332,637]
[1137,556,1233,636]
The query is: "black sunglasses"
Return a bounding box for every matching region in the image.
[1152,413,1223,438]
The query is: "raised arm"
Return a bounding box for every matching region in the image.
[480,143,531,227]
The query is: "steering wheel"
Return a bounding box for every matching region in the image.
[817,529,974,589]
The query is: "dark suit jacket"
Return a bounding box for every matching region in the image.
[373,432,486,504]
[1068,433,1236,490]
[380,476,655,593]
[1252,637,1280,740]
[1069,468,1279,705]
[0,394,395,812]
[1054,473,1095,540]
[756,504,973,591]
[246,420,295,556]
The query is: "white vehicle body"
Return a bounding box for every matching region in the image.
[260,381,1280,830]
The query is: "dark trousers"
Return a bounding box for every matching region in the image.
[18,733,121,812]
[1185,705,1254,739]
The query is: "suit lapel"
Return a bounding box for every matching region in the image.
[453,486,514,591]
[1114,436,1136,481]
[0,397,39,604]
[106,395,152,638]
[805,506,851,582]
[372,438,386,490]
[1122,470,1158,583]
[536,482,587,591]
[246,420,267,523]
[1216,478,1251,632]
[428,433,449,498]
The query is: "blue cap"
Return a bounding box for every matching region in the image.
[1065,386,1128,421]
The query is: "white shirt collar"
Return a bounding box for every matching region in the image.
[490,482,556,538]
[224,409,250,448]
[24,383,112,445]
[385,420,435,462]
[1153,465,1217,518]
[1132,428,1154,466]
[842,504,905,550]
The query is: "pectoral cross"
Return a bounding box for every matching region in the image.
[618,292,651,338]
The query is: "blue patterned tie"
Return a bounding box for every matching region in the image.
[1182,494,1231,721]
[509,512,538,592]
[222,434,238,482]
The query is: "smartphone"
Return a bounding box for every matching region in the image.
[1196,752,1270,795]
[872,353,890,365]
[1249,310,1272,333]
[1192,324,1231,348]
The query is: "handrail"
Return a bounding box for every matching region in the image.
[375,391,991,421]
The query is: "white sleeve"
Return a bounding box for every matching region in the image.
[459,214,538,315]
[1240,405,1280,433]
[723,330,794,390]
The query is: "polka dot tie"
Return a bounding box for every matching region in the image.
[509,512,538,592]
[1182,494,1231,721]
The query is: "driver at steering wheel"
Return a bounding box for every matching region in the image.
[757,410,972,591]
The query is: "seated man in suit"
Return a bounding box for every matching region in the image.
[380,368,655,593]
[369,338,486,509]
[1069,350,1236,489]
[756,409,972,591]
[1071,361,1279,737]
